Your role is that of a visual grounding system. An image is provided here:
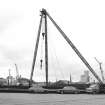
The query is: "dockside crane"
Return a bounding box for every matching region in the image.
[94,57,104,82]
[15,63,20,80]
[29,9,103,87]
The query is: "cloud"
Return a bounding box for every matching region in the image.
[0,8,23,34]
[0,16,16,33]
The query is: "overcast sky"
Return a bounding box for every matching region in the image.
[0,0,105,82]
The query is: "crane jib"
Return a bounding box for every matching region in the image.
[42,9,103,84]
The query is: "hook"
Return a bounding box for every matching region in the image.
[42,33,45,40]
[40,59,43,69]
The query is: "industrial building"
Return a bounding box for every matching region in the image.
[80,70,90,83]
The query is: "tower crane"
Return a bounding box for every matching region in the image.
[29,9,103,87]
[94,57,104,82]
[70,73,72,84]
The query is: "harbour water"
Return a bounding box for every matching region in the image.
[0,93,105,105]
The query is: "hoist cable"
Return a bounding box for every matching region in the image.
[40,18,45,70]
[48,35,65,80]
[48,43,58,81]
